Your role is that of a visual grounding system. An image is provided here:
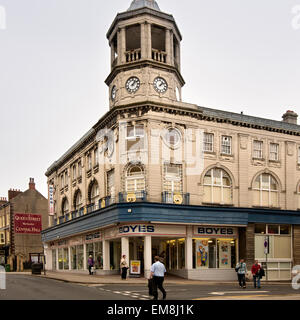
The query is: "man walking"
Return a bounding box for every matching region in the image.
[235,259,247,289]
[251,260,262,289]
[150,256,167,300]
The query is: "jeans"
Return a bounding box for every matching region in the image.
[121,267,128,279]
[238,273,246,287]
[153,276,166,300]
[253,275,261,288]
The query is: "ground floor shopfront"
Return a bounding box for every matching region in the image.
[44,222,297,281]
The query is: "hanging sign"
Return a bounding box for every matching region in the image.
[48,185,54,216]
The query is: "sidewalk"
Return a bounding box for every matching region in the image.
[36,271,290,286]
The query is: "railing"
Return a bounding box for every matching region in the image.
[152,49,167,63]
[162,192,190,205]
[51,192,190,228]
[119,191,147,203]
[125,49,141,63]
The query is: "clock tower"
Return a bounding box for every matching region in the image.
[106,0,185,109]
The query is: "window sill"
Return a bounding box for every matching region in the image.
[220,153,233,157]
[252,157,265,161]
[204,151,216,155]
[202,202,234,207]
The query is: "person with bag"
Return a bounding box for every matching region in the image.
[251,260,263,289]
[235,258,247,288]
[150,256,167,300]
[120,255,128,280]
[88,255,95,275]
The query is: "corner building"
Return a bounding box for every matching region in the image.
[42,0,300,280]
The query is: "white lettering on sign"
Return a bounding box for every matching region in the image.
[194,226,237,237]
[119,225,155,234]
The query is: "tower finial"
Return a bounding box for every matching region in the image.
[128,0,161,12]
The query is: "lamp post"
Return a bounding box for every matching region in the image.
[264,236,269,281]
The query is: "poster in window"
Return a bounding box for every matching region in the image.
[130,260,141,275]
[219,241,231,269]
[196,240,209,268]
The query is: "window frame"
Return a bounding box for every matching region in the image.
[253,140,263,159]
[269,143,279,161]
[203,133,214,152]
[221,136,232,155]
[253,173,279,208]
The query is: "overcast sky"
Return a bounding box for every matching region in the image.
[0,0,299,198]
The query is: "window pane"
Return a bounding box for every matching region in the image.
[261,174,269,190]
[204,170,212,185]
[203,186,212,203]
[280,225,290,235]
[270,191,278,207]
[262,191,269,206]
[213,187,221,203]
[223,188,232,204]
[267,225,279,234]
[255,224,266,234]
[135,125,144,136]
[270,177,278,191]
[127,126,134,137]
[213,169,221,186]
[274,236,291,258]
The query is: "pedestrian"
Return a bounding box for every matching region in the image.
[88,255,94,275]
[251,260,262,289]
[235,258,247,289]
[150,256,167,300]
[120,255,128,280]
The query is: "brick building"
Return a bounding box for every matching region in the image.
[0,178,48,271]
[42,0,300,280]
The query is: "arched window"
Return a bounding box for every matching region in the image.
[126,165,145,194]
[253,173,279,207]
[74,190,82,211]
[62,198,69,216]
[203,168,233,204]
[91,182,99,200]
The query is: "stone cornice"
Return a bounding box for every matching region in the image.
[105,59,185,87]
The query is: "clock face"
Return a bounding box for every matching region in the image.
[126,77,140,93]
[153,77,168,93]
[111,85,117,101]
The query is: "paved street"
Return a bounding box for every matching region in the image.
[0,274,299,300]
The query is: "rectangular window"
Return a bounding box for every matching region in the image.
[94,149,99,166]
[270,143,279,161]
[126,124,145,151]
[78,161,82,177]
[203,133,214,152]
[280,225,290,235]
[72,165,77,180]
[64,171,68,187]
[255,224,266,234]
[253,140,263,159]
[298,147,300,164]
[61,175,64,188]
[0,232,4,244]
[87,154,92,171]
[107,170,115,198]
[221,136,232,155]
[267,225,279,234]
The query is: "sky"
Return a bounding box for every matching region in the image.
[0,0,299,198]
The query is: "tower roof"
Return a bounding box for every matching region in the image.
[128,0,161,12]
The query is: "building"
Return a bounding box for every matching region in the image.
[42,0,300,281]
[0,178,48,271]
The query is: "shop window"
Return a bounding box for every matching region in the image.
[203,168,232,205]
[253,173,279,207]
[52,250,56,270]
[58,248,69,270]
[71,245,84,270]
[267,225,279,234]
[193,238,237,269]
[280,225,290,235]
[255,224,266,234]
[85,242,103,270]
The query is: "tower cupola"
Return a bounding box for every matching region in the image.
[106,0,185,109]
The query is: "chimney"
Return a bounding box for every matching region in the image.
[0,197,8,206]
[8,189,22,201]
[29,177,36,190]
[282,110,298,125]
